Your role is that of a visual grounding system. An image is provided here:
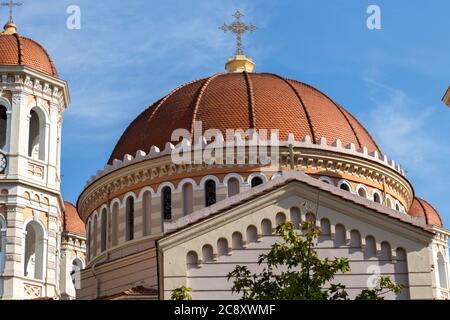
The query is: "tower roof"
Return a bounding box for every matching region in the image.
[0,23,58,77]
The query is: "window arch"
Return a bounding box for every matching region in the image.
[232,232,243,249]
[186,251,198,270]
[142,191,152,236]
[339,182,351,192]
[227,178,240,197]
[162,187,172,220]
[0,105,7,150]
[86,220,91,260]
[28,108,46,161]
[70,258,84,292]
[24,221,45,280]
[334,224,346,247]
[261,219,272,236]
[92,215,98,258]
[100,208,107,252]
[182,183,194,215]
[125,197,134,241]
[202,245,214,262]
[217,238,229,256]
[251,177,264,188]
[350,230,362,248]
[385,197,393,209]
[111,202,119,247]
[290,207,301,229]
[373,192,382,204]
[246,225,258,243]
[364,236,377,259]
[0,215,6,273]
[357,185,368,198]
[204,180,217,207]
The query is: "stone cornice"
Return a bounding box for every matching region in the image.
[0,65,70,107]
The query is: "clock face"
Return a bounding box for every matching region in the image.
[0,153,7,173]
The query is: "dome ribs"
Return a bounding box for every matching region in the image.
[243,71,256,129]
[12,32,22,64]
[107,73,382,165]
[267,73,317,143]
[337,104,381,153]
[190,73,224,141]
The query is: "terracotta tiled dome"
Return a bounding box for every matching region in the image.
[0,24,58,77]
[408,197,443,227]
[109,72,380,164]
[63,201,85,235]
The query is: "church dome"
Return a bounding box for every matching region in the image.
[109,72,380,164]
[0,23,58,77]
[63,201,85,235]
[408,197,443,227]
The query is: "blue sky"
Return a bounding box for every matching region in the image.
[8,0,450,225]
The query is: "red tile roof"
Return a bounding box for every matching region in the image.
[108,73,381,164]
[63,201,85,236]
[408,197,443,227]
[0,32,58,77]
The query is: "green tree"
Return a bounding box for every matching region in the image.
[227,221,403,300]
[170,286,192,300]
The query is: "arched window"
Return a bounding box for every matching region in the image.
[0,215,6,273]
[125,197,134,241]
[202,245,214,262]
[350,230,362,248]
[28,109,45,161]
[334,224,346,247]
[217,238,229,256]
[275,212,286,226]
[358,187,368,198]
[246,225,258,243]
[251,177,263,188]
[386,197,393,209]
[182,183,193,216]
[86,220,90,260]
[232,232,243,249]
[70,258,83,291]
[320,218,331,236]
[111,202,119,247]
[186,251,198,270]
[380,241,392,261]
[364,236,377,259]
[92,216,98,257]
[162,187,172,220]
[204,180,216,207]
[340,182,351,192]
[373,192,382,204]
[142,191,152,236]
[0,105,7,150]
[101,208,107,252]
[290,207,301,229]
[227,178,240,197]
[24,221,45,280]
[261,219,272,236]
[437,252,448,289]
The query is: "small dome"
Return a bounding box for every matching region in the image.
[408,197,443,227]
[63,201,85,235]
[109,72,380,164]
[0,24,58,77]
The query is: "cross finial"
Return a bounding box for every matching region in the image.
[220,10,256,56]
[1,0,22,24]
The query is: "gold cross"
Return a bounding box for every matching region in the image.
[1,0,22,24]
[220,10,256,56]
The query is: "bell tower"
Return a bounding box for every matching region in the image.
[0,15,71,299]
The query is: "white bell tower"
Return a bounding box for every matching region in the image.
[0,19,70,299]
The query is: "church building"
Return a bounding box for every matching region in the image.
[0,9,448,301]
[75,12,449,300]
